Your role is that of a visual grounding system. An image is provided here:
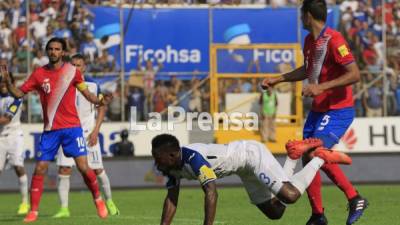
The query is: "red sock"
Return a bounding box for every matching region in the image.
[30,175,44,212]
[306,171,324,214]
[321,164,358,200]
[83,169,101,200]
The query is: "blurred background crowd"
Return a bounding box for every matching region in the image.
[0,0,399,123]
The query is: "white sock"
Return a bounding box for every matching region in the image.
[290,157,324,194]
[97,171,112,200]
[58,175,70,208]
[283,157,298,177]
[18,174,28,204]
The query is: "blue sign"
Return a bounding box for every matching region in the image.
[122,8,209,73]
[213,8,299,44]
[90,7,339,74]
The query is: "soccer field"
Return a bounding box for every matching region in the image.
[0,185,397,225]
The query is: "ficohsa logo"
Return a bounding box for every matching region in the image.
[126,45,201,64]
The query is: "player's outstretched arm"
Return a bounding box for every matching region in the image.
[0,66,25,98]
[88,103,106,147]
[160,185,180,225]
[202,181,218,225]
[318,62,360,90]
[78,87,113,106]
[261,66,306,89]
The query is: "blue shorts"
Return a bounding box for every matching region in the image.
[303,107,355,148]
[36,127,87,161]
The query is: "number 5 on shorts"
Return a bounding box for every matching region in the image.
[318,115,330,131]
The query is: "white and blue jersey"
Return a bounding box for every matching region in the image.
[0,94,23,135]
[0,94,24,168]
[76,76,101,132]
[165,141,289,205]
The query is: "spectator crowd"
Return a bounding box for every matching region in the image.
[0,0,399,123]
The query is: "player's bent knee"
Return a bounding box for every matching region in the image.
[94,169,103,175]
[59,166,72,175]
[257,198,286,220]
[302,153,313,165]
[277,183,301,204]
[14,166,26,176]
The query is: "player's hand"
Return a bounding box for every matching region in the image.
[302,84,324,97]
[100,93,113,105]
[261,77,282,90]
[87,131,98,147]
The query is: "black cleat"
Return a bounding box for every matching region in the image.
[347,196,368,225]
[306,213,328,225]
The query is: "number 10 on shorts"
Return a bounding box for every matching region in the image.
[76,137,86,152]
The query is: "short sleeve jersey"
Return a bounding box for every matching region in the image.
[303,27,355,112]
[20,63,85,131]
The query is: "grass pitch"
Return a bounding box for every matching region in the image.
[0,185,398,225]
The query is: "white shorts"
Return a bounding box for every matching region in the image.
[56,134,104,170]
[0,132,24,170]
[237,141,289,205]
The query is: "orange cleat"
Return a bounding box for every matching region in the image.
[313,147,352,165]
[95,199,108,219]
[23,211,38,223]
[285,138,324,159]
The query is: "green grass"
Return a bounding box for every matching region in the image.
[0,185,398,225]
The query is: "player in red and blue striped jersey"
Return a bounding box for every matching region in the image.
[261,1,368,225]
[0,37,112,223]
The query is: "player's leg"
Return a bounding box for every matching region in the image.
[94,168,120,215]
[282,111,323,177]
[24,130,62,223]
[53,148,75,218]
[24,161,50,223]
[88,141,120,216]
[62,127,107,219]
[8,133,29,215]
[305,108,368,225]
[256,198,286,220]
[239,171,286,220]
[14,166,29,214]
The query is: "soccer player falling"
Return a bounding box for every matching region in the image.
[261,0,368,224]
[151,134,351,225]
[0,37,113,223]
[53,54,119,218]
[0,71,29,215]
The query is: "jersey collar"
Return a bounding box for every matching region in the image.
[316,26,328,40]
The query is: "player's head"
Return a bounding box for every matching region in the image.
[151,134,181,175]
[301,0,327,31]
[45,37,67,64]
[120,129,129,140]
[71,53,87,73]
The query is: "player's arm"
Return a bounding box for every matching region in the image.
[1,67,25,98]
[261,66,307,89]
[0,98,22,125]
[202,181,218,225]
[87,95,106,147]
[160,183,180,225]
[78,85,112,106]
[318,62,360,90]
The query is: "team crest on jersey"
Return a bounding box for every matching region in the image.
[338,44,349,57]
[9,105,17,113]
[41,79,51,94]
